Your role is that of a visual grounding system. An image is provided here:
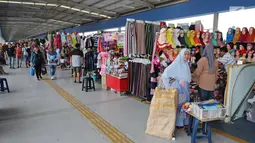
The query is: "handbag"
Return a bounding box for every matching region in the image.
[30,67,34,76]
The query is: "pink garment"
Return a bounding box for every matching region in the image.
[150,33,160,73]
[54,34,62,49]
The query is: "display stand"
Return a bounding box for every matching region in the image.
[186,111,225,143]
[106,74,128,93]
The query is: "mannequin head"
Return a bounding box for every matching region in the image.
[231,51,236,57]
[233,44,237,50]
[242,53,247,58]
[217,32,223,40]
[248,51,253,58]
[179,29,184,37]
[249,27,254,35]
[242,27,248,35]
[196,31,200,38]
[236,27,241,34]
[247,44,252,51]
[227,44,232,51]
[228,28,232,34]
[236,50,240,57]
[201,32,205,39]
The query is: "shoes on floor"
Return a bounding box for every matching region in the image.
[78,81,82,83]
[51,76,54,80]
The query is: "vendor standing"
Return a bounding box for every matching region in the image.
[193,45,218,101]
[70,43,84,83]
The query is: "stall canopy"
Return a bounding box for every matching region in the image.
[0,0,188,41]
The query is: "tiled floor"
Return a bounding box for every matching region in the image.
[0,67,239,143]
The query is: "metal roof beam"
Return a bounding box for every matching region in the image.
[131,0,154,9]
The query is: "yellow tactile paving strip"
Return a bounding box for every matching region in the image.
[44,79,134,143]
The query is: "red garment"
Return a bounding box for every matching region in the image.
[240,45,247,55]
[194,31,201,46]
[239,27,248,42]
[54,34,62,49]
[16,47,22,57]
[98,37,103,52]
[247,27,255,42]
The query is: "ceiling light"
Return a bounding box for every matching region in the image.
[60,5,70,9]
[81,10,90,14]
[0,1,8,3]
[35,3,46,6]
[71,7,80,11]
[47,3,57,6]
[99,14,108,18]
[107,16,112,19]
[22,2,34,5]
[8,1,21,4]
[90,12,99,16]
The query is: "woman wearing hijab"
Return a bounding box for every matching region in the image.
[193,45,218,101]
[226,28,235,43]
[162,48,191,128]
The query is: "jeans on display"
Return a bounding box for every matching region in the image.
[200,88,215,101]
[49,65,56,77]
[9,56,15,68]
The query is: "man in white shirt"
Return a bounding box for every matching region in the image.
[218,46,236,71]
[70,44,84,83]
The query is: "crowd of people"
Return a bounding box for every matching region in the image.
[0,41,83,81]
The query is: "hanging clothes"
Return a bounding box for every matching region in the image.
[145,23,154,55]
[53,34,61,49]
[67,34,72,47]
[135,20,146,54]
[71,33,77,47]
[124,20,137,56]
[61,33,67,45]
[76,35,81,44]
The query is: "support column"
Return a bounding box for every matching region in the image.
[213,13,219,31]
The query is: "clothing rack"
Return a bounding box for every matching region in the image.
[128,59,151,100]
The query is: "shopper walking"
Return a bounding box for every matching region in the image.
[194,45,218,101]
[31,47,43,80]
[218,46,236,71]
[7,43,15,69]
[16,43,23,68]
[70,43,83,83]
[162,48,191,128]
[23,43,31,68]
[47,47,58,80]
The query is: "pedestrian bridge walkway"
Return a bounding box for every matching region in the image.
[0,67,240,143]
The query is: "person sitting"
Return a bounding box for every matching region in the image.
[218,46,236,71]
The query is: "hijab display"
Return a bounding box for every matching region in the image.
[239,27,248,42]
[166,28,175,47]
[178,29,186,46]
[200,32,205,46]
[216,31,224,47]
[233,27,241,44]
[211,32,218,46]
[226,28,235,43]
[184,30,192,48]
[173,28,181,47]
[189,30,196,46]
[247,27,255,42]
[158,28,170,49]
[194,31,201,46]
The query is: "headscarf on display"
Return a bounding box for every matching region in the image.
[247,27,255,42]
[162,48,191,84]
[189,30,196,46]
[200,32,205,46]
[173,28,181,47]
[194,31,201,46]
[233,27,241,44]
[239,27,249,42]
[204,31,211,45]
[211,32,218,46]
[226,28,235,43]
[202,45,215,73]
[166,28,175,47]
[217,31,224,47]
[184,30,192,48]
[178,29,186,46]
[157,28,169,49]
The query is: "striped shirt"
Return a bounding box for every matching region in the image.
[218,53,236,70]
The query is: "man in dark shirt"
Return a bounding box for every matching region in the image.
[70,44,84,83]
[6,43,16,69]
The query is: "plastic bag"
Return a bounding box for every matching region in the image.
[30,67,34,76]
[145,87,178,140]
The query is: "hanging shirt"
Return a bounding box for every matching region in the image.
[61,33,67,43]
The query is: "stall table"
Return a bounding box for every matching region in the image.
[186,111,225,143]
[106,74,128,93]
